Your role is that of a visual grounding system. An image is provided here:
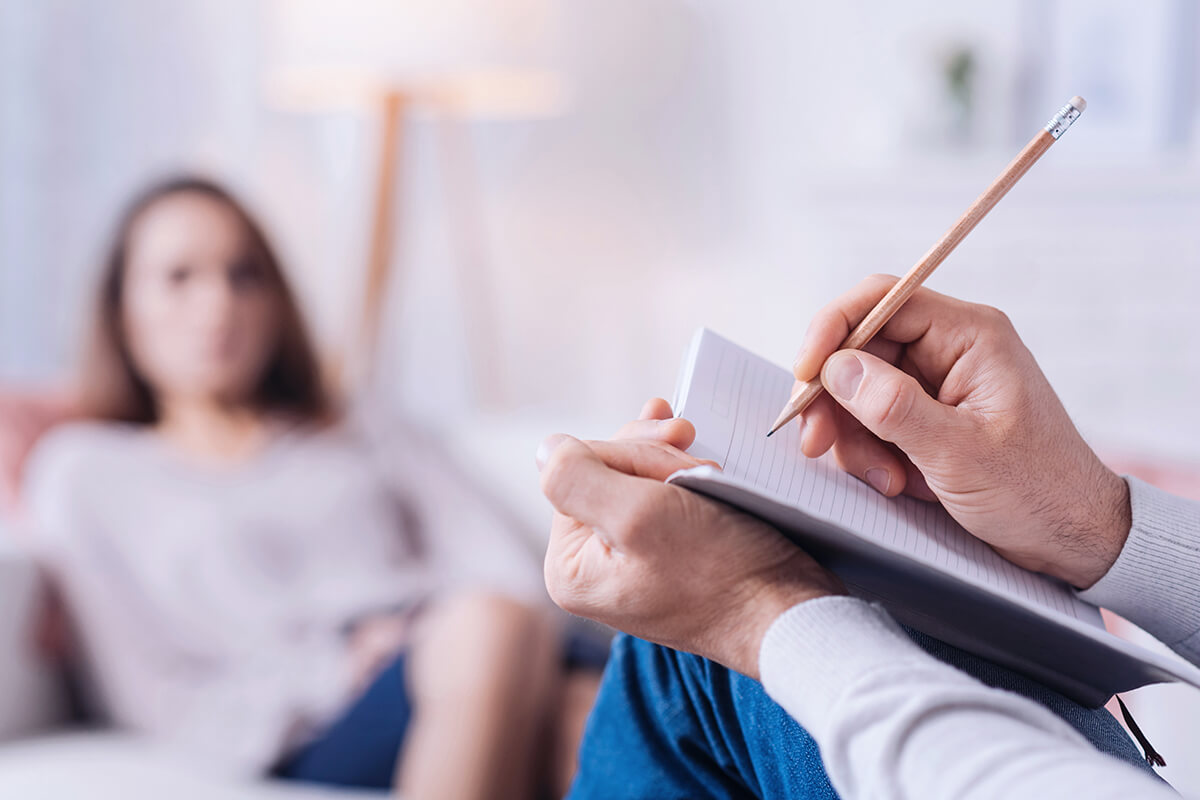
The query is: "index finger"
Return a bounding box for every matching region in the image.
[791,274,983,385]
[539,436,662,530]
[539,434,715,482]
[793,274,897,382]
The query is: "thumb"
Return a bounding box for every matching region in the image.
[820,350,961,464]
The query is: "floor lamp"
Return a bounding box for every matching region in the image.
[263,0,565,403]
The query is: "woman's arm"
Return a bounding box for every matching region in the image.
[20,424,359,774]
[760,596,1174,800]
[361,415,546,604]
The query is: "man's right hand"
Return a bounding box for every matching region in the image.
[791,274,1129,590]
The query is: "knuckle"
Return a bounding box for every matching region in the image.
[619,419,660,442]
[968,304,1022,356]
[808,307,842,337]
[615,491,660,543]
[645,439,685,466]
[612,421,637,440]
[653,439,686,460]
[627,441,663,475]
[539,446,579,502]
[644,438,671,454]
[977,303,1013,333]
[866,376,916,433]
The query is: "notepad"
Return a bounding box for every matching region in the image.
[668,328,1200,706]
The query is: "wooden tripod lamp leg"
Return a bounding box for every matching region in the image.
[358,89,406,384]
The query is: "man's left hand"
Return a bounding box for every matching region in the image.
[538,398,845,679]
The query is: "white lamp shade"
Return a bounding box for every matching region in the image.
[265,0,565,114]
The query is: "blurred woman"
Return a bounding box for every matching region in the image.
[20,177,598,798]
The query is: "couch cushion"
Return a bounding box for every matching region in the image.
[0,731,387,799]
[0,540,68,741]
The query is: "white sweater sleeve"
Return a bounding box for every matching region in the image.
[1078,476,1200,663]
[758,596,1172,800]
[356,414,546,605]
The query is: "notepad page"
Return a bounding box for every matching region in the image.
[674,329,1101,626]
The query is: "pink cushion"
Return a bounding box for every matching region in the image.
[1102,452,1200,502]
[0,387,78,516]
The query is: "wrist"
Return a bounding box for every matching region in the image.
[730,567,847,680]
[1058,468,1132,590]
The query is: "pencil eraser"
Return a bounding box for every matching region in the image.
[1070,95,1087,112]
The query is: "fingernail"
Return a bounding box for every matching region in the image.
[825,353,863,400]
[656,417,677,426]
[865,467,891,495]
[536,434,569,471]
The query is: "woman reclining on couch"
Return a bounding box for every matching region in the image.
[11,176,598,799]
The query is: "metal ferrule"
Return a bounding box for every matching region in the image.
[1044,100,1083,139]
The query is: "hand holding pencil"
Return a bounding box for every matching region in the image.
[768,96,1088,436]
[781,272,1132,590]
[766,97,1138,589]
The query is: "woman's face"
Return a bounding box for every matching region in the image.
[121,192,283,408]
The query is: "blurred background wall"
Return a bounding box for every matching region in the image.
[3,0,1197,455]
[2,0,1200,793]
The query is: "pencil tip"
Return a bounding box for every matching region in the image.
[766,429,774,438]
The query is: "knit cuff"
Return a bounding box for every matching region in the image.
[758,595,933,736]
[1078,476,1200,651]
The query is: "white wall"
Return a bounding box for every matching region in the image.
[451,1,1200,459]
[4,1,1197,455]
[0,0,360,382]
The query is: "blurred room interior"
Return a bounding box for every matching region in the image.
[1,0,1199,797]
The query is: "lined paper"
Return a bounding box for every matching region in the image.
[674,329,1100,624]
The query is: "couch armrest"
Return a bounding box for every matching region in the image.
[0,534,67,742]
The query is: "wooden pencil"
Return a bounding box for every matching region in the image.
[767,95,1088,437]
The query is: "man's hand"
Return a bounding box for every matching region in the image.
[792,274,1130,589]
[538,399,844,680]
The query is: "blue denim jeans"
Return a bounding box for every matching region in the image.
[568,631,1160,799]
[274,626,611,790]
[275,651,413,788]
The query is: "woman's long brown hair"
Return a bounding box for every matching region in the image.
[80,176,334,425]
